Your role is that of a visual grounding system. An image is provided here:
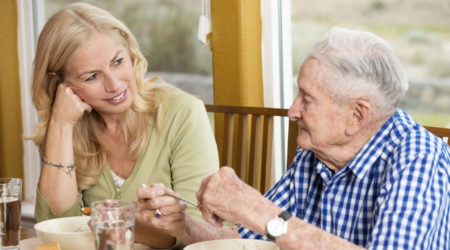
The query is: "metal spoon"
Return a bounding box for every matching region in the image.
[140,184,199,208]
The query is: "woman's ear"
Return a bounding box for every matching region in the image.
[345,98,371,136]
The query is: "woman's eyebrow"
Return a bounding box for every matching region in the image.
[76,49,124,78]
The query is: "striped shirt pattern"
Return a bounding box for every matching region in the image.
[238,109,449,249]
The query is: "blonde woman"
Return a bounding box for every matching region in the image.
[31,2,219,248]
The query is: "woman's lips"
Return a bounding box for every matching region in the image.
[105,89,127,104]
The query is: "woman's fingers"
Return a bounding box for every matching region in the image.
[137,183,187,216]
[52,83,92,125]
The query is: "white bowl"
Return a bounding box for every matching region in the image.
[34,216,95,250]
[185,239,279,250]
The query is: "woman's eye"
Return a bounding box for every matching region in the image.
[114,58,124,65]
[85,73,97,82]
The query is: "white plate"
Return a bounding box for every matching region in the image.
[185,239,279,250]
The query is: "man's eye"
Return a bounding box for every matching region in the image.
[114,58,124,65]
[85,73,97,81]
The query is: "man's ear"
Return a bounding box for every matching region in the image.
[345,98,371,136]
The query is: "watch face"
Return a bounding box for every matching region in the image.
[267,217,287,237]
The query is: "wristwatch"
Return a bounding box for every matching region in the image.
[266,211,292,241]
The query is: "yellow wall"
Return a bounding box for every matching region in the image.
[211,0,263,106]
[211,0,264,163]
[0,0,24,178]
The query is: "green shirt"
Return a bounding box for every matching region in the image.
[35,89,219,222]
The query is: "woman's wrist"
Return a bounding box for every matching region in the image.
[48,115,76,131]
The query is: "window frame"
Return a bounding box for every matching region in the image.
[261,0,293,184]
[17,0,45,218]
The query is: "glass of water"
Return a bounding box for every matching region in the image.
[0,178,22,250]
[90,200,136,250]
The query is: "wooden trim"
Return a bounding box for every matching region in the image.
[206,104,288,116]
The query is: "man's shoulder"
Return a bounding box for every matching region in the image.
[389,110,445,152]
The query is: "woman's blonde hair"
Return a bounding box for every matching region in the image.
[31,2,166,190]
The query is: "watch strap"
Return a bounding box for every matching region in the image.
[279,210,292,221]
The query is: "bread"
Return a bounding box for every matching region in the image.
[35,243,61,250]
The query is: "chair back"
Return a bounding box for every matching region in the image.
[424,126,450,146]
[205,105,297,194]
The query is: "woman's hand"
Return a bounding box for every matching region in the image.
[51,83,92,126]
[137,183,188,236]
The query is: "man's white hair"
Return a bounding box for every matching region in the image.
[308,27,409,117]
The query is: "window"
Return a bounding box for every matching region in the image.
[290,0,450,127]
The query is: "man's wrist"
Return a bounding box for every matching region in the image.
[266,211,292,241]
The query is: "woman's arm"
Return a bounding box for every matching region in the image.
[136,184,239,246]
[38,83,91,215]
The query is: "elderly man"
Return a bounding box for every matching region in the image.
[137,27,449,249]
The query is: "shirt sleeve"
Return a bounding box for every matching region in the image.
[237,149,303,240]
[166,95,220,219]
[34,188,83,222]
[368,149,449,249]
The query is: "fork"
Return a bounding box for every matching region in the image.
[140,184,199,208]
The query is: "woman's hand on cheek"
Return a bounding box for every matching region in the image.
[51,83,92,126]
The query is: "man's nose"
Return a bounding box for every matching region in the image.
[288,98,302,121]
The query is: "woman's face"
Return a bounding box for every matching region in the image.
[64,32,136,119]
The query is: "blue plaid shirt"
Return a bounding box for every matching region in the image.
[238,110,449,249]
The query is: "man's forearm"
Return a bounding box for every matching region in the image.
[276,217,365,250]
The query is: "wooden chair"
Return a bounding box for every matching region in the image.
[424,126,450,146]
[205,105,298,194]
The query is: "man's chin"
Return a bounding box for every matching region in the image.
[297,136,311,150]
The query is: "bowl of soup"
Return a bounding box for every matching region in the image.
[34,216,95,250]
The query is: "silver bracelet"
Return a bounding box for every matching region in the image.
[42,156,76,174]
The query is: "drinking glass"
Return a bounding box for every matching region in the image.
[0,178,22,250]
[90,200,135,250]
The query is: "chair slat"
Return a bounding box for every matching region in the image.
[287,120,299,167]
[236,114,249,182]
[261,116,274,193]
[249,115,262,189]
[222,113,235,166]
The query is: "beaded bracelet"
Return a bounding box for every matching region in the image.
[42,156,76,174]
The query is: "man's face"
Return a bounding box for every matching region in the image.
[288,57,350,155]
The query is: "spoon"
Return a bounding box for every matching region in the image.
[140,184,199,208]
